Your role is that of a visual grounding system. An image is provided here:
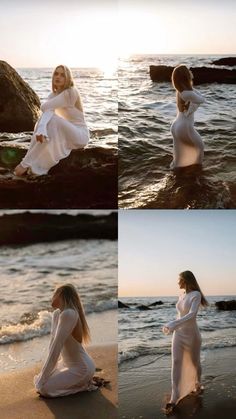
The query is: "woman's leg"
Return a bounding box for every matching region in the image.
[170,335,184,404]
[38,368,92,398]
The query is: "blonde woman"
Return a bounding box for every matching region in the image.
[163,271,208,414]
[34,284,96,397]
[170,65,206,169]
[14,65,89,176]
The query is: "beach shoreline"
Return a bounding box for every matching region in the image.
[0,309,117,373]
[119,346,236,419]
[0,343,117,419]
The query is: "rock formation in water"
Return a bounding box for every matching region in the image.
[0,212,118,245]
[215,300,236,310]
[149,65,236,84]
[118,301,130,309]
[148,301,164,306]
[0,61,40,132]
[211,57,236,66]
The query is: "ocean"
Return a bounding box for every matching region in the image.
[0,237,117,370]
[118,54,236,209]
[0,67,117,148]
[119,295,236,368]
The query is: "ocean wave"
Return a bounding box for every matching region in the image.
[0,300,117,345]
[86,299,117,313]
[119,338,236,365]
[119,346,169,365]
[0,311,52,344]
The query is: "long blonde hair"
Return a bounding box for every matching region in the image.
[55,284,91,343]
[172,65,193,112]
[180,270,208,307]
[52,65,83,112]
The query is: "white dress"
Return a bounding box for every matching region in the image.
[34,308,96,397]
[165,291,202,404]
[170,89,206,169]
[21,87,89,175]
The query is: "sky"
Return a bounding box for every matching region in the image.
[0,0,117,69]
[118,0,236,56]
[119,210,236,297]
[0,0,235,68]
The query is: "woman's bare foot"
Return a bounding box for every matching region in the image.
[163,402,176,415]
[192,383,204,395]
[14,164,28,176]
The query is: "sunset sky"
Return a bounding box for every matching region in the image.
[0,0,235,68]
[0,0,117,69]
[118,0,236,56]
[119,210,236,297]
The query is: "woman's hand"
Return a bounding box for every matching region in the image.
[36,134,46,143]
[162,326,170,335]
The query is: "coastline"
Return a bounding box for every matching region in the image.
[119,346,236,419]
[0,310,117,418]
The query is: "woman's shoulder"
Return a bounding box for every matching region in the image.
[189,290,201,299]
[61,308,78,319]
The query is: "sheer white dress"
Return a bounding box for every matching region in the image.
[170,89,206,169]
[21,87,89,175]
[164,291,202,404]
[34,308,96,397]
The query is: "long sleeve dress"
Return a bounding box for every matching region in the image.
[34,308,96,397]
[170,89,206,169]
[20,87,89,175]
[164,291,202,404]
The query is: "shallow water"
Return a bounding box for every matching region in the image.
[119,295,236,365]
[119,54,236,208]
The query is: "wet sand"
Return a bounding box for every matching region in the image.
[119,347,236,419]
[0,344,117,419]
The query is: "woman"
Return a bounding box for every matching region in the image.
[34,284,96,397]
[14,65,89,176]
[163,271,208,414]
[170,65,206,169]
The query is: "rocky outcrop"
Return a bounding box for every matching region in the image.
[148,301,164,307]
[215,300,236,310]
[211,57,236,66]
[118,301,130,309]
[0,144,117,208]
[150,65,236,84]
[0,212,117,245]
[0,61,40,132]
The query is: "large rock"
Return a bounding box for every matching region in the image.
[0,144,117,208]
[0,61,40,133]
[118,301,130,309]
[148,301,164,307]
[215,300,236,310]
[0,212,118,245]
[150,65,236,84]
[211,57,236,66]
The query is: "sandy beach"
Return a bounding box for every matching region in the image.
[0,344,117,419]
[119,346,236,419]
[0,310,117,418]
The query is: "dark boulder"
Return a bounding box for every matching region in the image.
[0,212,117,246]
[118,301,130,309]
[148,301,164,307]
[0,61,40,133]
[215,300,236,310]
[212,57,236,66]
[0,144,117,208]
[150,65,236,84]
